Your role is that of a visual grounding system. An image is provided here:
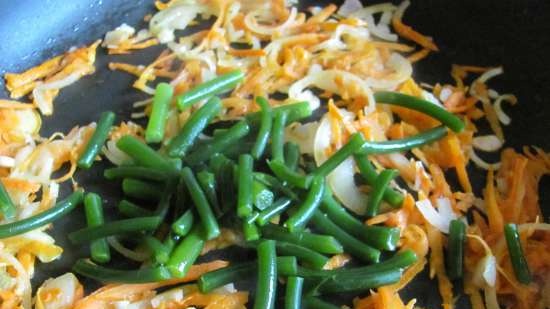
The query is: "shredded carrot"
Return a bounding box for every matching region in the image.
[495,148,549,226]
[394,79,441,130]
[134,51,176,93]
[464,284,486,309]
[401,224,429,258]
[484,168,503,234]
[328,99,343,150]
[371,41,415,52]
[176,288,248,309]
[328,99,357,149]
[108,38,159,55]
[108,62,147,77]
[444,134,472,193]
[499,151,528,223]
[4,55,63,95]
[306,4,337,25]
[392,4,438,51]
[386,257,427,291]
[466,107,484,120]
[451,64,492,89]
[378,286,406,309]
[407,48,431,63]
[426,224,454,309]
[4,40,100,116]
[228,48,266,57]
[109,121,144,141]
[472,210,490,238]
[443,91,465,110]
[353,292,378,309]
[480,97,504,141]
[0,177,41,194]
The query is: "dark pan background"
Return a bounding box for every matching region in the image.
[0,0,548,308]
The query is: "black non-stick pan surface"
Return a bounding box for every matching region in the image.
[0,0,548,308]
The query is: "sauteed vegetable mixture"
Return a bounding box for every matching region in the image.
[0,0,548,308]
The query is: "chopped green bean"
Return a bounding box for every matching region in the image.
[246,212,260,224]
[144,235,170,264]
[267,160,312,189]
[163,232,179,254]
[447,219,466,280]
[246,101,312,128]
[252,180,274,211]
[222,141,255,159]
[254,240,277,309]
[199,261,257,293]
[84,193,110,263]
[196,171,221,217]
[176,70,244,110]
[278,256,301,275]
[504,223,532,284]
[0,190,83,239]
[122,178,163,201]
[185,120,250,165]
[276,241,329,270]
[168,96,222,157]
[374,92,464,132]
[311,211,380,263]
[117,200,153,218]
[285,177,325,232]
[153,185,174,220]
[303,297,340,309]
[321,191,400,251]
[171,209,194,237]
[256,198,292,226]
[198,257,297,293]
[295,249,417,279]
[116,135,177,172]
[78,111,116,169]
[314,133,365,178]
[243,220,261,242]
[145,83,174,143]
[68,216,162,245]
[365,169,399,217]
[180,167,220,240]
[237,154,254,218]
[315,268,402,293]
[270,110,288,162]
[284,142,300,171]
[104,166,172,182]
[354,154,404,207]
[357,125,448,155]
[73,259,171,283]
[251,96,273,159]
[254,173,298,201]
[285,276,304,309]
[261,224,343,255]
[216,156,237,213]
[166,226,205,278]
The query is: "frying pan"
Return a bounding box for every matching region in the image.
[0,0,548,308]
